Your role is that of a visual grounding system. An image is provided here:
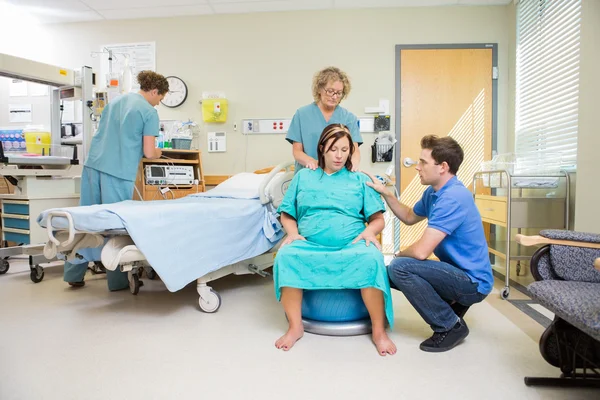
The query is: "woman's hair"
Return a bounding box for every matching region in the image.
[312,67,352,103]
[137,71,169,95]
[317,124,355,171]
[420,135,464,175]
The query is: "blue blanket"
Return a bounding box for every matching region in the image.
[37,194,283,292]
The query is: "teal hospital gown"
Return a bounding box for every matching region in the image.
[274,167,394,327]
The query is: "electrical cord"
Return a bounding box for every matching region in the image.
[145,157,185,200]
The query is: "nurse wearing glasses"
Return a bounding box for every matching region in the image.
[286,66,362,173]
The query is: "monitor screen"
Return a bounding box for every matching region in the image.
[150,165,165,177]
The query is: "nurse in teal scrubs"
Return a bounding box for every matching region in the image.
[286,66,362,173]
[63,70,167,290]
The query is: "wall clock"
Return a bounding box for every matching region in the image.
[161,76,188,108]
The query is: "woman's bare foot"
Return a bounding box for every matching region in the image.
[373,330,397,356]
[275,325,304,351]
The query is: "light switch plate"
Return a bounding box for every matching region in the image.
[208,131,226,152]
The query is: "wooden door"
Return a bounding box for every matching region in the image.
[398,48,493,248]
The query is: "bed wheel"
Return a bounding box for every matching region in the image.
[199,289,221,313]
[89,262,106,275]
[501,286,510,300]
[146,268,157,280]
[30,265,44,283]
[129,273,141,295]
[0,259,9,274]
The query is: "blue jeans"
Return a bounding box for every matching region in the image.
[388,257,487,332]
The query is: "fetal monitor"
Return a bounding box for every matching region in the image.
[145,165,194,185]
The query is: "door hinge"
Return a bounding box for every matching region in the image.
[492,66,499,80]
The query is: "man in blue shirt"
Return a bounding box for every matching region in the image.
[366,135,493,353]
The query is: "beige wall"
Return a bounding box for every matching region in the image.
[0,6,510,176]
[574,0,600,233]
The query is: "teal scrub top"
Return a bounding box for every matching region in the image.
[85,92,160,182]
[286,103,362,172]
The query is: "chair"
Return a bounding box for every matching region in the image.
[517,230,600,388]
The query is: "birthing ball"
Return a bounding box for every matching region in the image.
[302,289,369,322]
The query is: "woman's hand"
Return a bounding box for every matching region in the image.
[352,230,382,251]
[281,233,307,247]
[305,158,318,170]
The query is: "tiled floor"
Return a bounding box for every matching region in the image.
[0,259,597,400]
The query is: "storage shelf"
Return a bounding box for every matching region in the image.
[141,158,199,165]
[135,149,205,200]
[144,185,199,190]
[162,149,198,154]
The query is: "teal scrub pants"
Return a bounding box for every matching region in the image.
[63,166,135,291]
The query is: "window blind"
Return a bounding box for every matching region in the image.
[515,0,581,173]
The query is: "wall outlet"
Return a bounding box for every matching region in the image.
[242,119,291,134]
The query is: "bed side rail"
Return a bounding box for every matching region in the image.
[45,211,76,247]
[259,161,294,206]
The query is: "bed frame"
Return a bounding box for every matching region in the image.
[42,162,294,312]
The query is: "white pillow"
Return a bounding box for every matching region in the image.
[203,173,265,199]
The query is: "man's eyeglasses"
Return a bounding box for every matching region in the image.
[324,88,343,98]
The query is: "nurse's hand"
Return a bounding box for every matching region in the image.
[350,154,360,172]
[305,158,318,170]
[352,231,382,251]
[281,233,306,247]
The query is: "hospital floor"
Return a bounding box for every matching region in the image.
[0,258,597,400]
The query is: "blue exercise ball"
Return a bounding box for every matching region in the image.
[302,289,369,322]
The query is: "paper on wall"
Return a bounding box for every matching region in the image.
[61,101,75,122]
[29,82,49,97]
[9,104,32,123]
[9,79,28,97]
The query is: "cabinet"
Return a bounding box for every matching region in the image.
[1,195,80,245]
[134,149,205,201]
[472,170,570,299]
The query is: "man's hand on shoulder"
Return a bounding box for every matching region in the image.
[362,171,389,196]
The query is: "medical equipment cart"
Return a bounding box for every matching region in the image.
[0,53,94,281]
[472,170,570,299]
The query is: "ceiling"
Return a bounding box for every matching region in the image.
[2,0,512,24]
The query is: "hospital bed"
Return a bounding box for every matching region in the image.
[37,163,294,312]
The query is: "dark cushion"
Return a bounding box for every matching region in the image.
[549,245,600,283]
[528,280,600,342]
[534,249,558,281]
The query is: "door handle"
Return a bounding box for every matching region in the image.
[403,157,417,168]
